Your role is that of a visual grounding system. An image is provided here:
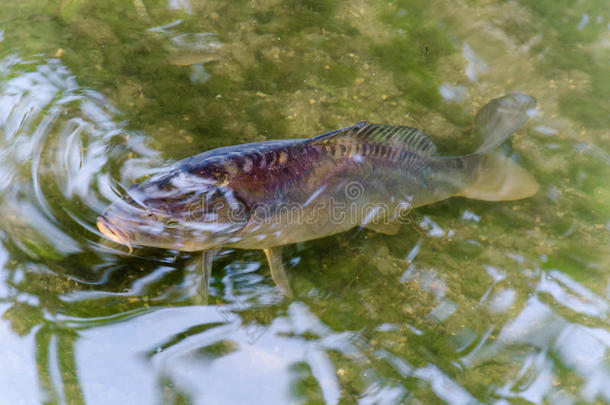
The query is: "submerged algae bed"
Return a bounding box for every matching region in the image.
[0,0,609,404]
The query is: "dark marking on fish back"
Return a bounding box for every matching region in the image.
[309,122,438,157]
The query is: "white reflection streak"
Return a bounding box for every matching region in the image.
[555,325,610,402]
[147,19,183,33]
[304,185,326,207]
[521,355,554,404]
[0,243,9,298]
[496,351,553,404]
[8,200,80,255]
[413,364,480,405]
[479,265,506,302]
[287,302,343,404]
[48,334,67,405]
[168,0,193,14]
[427,299,456,322]
[61,118,100,198]
[419,216,444,237]
[533,125,558,136]
[438,82,466,103]
[305,349,341,405]
[574,142,610,166]
[375,349,412,377]
[401,265,447,300]
[32,107,66,221]
[487,289,516,313]
[577,14,590,30]
[462,43,487,82]
[537,270,608,318]
[359,383,407,405]
[498,297,564,347]
[0,303,41,405]
[460,325,494,367]
[461,209,481,222]
[405,238,422,263]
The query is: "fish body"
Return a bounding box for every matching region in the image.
[98,126,465,250]
[97,93,539,296]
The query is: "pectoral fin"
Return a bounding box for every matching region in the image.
[263,247,293,298]
[194,250,218,304]
[457,153,539,201]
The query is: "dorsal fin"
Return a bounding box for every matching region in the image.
[309,121,438,157]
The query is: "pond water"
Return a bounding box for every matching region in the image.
[0,0,608,404]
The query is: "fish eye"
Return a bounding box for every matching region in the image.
[146,210,158,221]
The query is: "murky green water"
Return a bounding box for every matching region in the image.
[0,0,608,404]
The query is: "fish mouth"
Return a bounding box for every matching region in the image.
[97,215,133,253]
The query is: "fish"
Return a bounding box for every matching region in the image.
[97,93,539,298]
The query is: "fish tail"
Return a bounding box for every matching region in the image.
[454,93,539,201]
[471,93,537,155]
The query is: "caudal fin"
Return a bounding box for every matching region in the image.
[457,153,539,201]
[456,93,539,201]
[472,93,537,155]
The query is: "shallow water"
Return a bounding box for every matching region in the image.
[0,0,608,404]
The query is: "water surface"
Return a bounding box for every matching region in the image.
[0,0,609,404]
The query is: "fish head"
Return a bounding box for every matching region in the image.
[97,171,249,251]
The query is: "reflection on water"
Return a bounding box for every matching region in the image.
[0,54,163,404]
[0,0,609,404]
[0,55,160,257]
[77,303,350,404]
